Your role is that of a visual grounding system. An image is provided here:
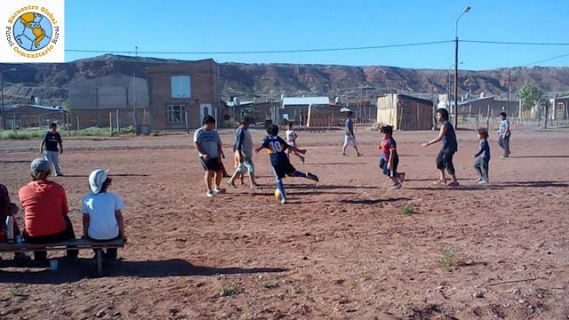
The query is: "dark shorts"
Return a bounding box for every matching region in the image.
[379,157,398,177]
[436,149,456,175]
[200,157,223,172]
[271,159,297,180]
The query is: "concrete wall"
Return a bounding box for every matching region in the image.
[69,73,149,110]
[68,73,148,128]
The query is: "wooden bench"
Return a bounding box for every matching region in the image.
[0,238,126,276]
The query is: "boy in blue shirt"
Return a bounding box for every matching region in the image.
[255,125,319,204]
[474,128,491,184]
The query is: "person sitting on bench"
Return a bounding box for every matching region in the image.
[0,184,30,262]
[18,158,78,262]
[82,169,126,261]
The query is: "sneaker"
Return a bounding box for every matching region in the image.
[55,173,64,177]
[356,153,363,157]
[306,172,319,182]
[389,183,402,190]
[301,156,305,164]
[447,181,460,187]
[399,173,406,183]
[227,179,237,188]
[206,190,214,197]
[478,180,488,185]
[341,152,347,156]
[213,188,226,194]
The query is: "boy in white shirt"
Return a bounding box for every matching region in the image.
[82,169,126,260]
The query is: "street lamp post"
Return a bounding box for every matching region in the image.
[1,68,17,131]
[454,6,471,129]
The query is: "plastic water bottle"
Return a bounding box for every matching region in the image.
[5,216,15,243]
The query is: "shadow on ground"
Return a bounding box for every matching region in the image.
[0,259,287,284]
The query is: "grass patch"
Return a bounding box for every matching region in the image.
[439,245,456,270]
[219,283,241,297]
[0,126,137,140]
[0,130,45,140]
[399,204,415,216]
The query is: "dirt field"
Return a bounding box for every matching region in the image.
[1,127,569,320]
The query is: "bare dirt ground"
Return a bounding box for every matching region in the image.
[1,127,569,320]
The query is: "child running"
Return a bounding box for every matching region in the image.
[474,128,491,184]
[379,125,405,189]
[285,122,305,163]
[255,125,319,204]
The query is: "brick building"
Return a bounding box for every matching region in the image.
[146,59,220,130]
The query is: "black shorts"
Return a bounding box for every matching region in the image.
[379,157,398,177]
[436,149,456,175]
[200,157,223,172]
[271,159,297,180]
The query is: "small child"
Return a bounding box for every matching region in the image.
[474,128,491,184]
[285,122,305,163]
[379,125,405,189]
[82,169,126,261]
[255,125,319,204]
[230,146,246,186]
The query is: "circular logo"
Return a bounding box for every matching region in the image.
[12,12,53,52]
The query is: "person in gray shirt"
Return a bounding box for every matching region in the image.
[194,116,226,197]
[228,119,258,188]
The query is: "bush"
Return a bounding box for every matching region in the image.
[400,204,415,216]
[439,245,456,270]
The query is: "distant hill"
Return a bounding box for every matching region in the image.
[1,54,569,105]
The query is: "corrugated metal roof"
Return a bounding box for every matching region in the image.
[5,104,63,112]
[282,97,330,106]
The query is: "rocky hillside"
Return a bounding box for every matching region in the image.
[1,54,568,105]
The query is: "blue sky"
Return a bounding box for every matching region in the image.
[66,0,569,70]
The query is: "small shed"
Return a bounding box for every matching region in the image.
[281,96,330,126]
[376,94,433,130]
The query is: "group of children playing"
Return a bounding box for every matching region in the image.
[192,110,513,203]
[194,116,319,204]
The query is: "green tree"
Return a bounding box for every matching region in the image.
[519,84,543,112]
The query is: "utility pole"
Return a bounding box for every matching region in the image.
[1,68,17,130]
[133,45,138,132]
[454,6,471,129]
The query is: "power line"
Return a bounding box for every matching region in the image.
[65,40,454,55]
[523,52,569,66]
[462,40,569,46]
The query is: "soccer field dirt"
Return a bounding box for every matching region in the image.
[1,128,569,319]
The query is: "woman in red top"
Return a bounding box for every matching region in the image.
[18,158,78,262]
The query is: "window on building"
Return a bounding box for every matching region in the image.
[171,76,191,98]
[167,105,186,123]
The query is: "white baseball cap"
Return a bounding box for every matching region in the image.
[88,169,109,194]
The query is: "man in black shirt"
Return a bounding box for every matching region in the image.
[40,123,64,176]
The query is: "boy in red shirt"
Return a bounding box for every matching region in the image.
[379,125,405,189]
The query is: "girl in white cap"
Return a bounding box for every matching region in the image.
[82,169,126,261]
